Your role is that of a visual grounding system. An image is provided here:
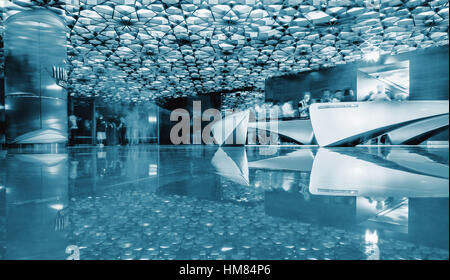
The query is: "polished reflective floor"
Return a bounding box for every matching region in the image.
[0,145,448,260]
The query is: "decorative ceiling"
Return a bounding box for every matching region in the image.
[1,0,449,103]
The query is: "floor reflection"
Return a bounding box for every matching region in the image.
[3,151,68,260]
[0,145,448,260]
[213,146,449,253]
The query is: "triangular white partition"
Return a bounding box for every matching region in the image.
[211,110,250,145]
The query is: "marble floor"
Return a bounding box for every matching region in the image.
[0,145,448,260]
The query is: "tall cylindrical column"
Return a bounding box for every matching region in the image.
[4,9,67,144]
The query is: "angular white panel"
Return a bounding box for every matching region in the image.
[211,110,249,145]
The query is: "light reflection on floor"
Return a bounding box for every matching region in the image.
[0,145,448,260]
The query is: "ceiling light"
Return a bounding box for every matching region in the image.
[363,50,380,62]
[50,204,64,211]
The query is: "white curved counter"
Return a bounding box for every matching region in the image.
[309,101,449,146]
[248,119,314,145]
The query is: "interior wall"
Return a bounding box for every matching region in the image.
[265,46,449,141]
[72,98,95,145]
[409,47,449,100]
[265,64,357,104]
[97,101,159,144]
[356,70,381,100]
[159,95,221,145]
[265,46,449,103]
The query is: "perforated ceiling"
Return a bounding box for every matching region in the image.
[1,0,449,103]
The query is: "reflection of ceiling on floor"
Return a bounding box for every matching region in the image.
[0,0,449,103]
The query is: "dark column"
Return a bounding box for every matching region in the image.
[0,151,6,259]
[4,9,67,145]
[0,76,4,146]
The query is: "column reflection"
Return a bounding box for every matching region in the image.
[4,151,69,259]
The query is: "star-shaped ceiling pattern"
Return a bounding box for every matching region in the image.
[1,0,449,103]
[221,90,265,110]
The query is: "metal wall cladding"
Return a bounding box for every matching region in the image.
[4,9,67,144]
[4,98,41,139]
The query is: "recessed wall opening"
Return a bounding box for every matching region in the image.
[357,60,410,101]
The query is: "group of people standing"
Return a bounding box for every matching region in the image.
[96,114,127,147]
[253,88,357,122]
[297,88,356,119]
[68,114,93,146]
[296,84,403,119]
[68,111,157,146]
[362,84,407,101]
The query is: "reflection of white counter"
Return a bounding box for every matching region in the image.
[211,146,449,199]
[309,149,449,198]
[211,148,314,186]
[248,149,314,172]
[12,128,67,144]
[211,148,249,186]
[310,101,449,147]
[14,153,67,166]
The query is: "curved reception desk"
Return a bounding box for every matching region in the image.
[387,114,449,145]
[211,111,314,146]
[211,101,448,147]
[310,101,449,147]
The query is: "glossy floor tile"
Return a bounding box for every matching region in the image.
[0,145,448,260]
